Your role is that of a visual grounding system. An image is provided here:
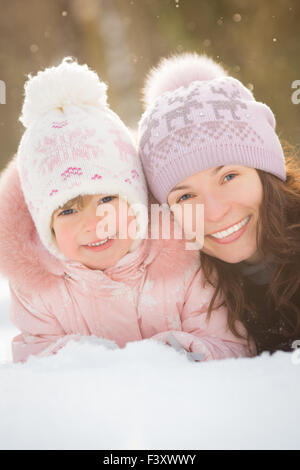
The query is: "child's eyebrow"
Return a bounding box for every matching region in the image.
[58,204,73,211]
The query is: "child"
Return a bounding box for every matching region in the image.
[0,58,254,362]
[138,53,300,354]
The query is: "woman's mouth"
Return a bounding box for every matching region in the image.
[207,215,251,245]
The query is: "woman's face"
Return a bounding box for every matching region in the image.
[167,165,263,264]
[51,194,137,270]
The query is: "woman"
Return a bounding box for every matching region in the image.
[138,53,300,355]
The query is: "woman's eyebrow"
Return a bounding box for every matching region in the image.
[212,165,225,174]
[169,166,225,195]
[169,184,190,195]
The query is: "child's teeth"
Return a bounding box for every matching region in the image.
[88,238,109,246]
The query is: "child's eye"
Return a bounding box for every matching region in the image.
[177,194,193,203]
[58,208,75,216]
[223,173,237,183]
[99,196,116,204]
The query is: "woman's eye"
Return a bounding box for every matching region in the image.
[223,173,237,183]
[99,196,115,204]
[178,194,192,203]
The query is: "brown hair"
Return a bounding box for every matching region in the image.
[200,142,300,342]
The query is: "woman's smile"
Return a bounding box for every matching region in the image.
[168,165,263,263]
[207,215,251,244]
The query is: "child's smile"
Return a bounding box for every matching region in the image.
[51,194,137,270]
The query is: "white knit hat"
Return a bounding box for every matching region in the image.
[17,58,148,260]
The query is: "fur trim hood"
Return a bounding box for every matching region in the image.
[0,158,194,292]
[0,157,66,291]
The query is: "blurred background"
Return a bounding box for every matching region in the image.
[0,0,300,169]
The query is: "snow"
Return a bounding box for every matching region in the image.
[0,276,299,450]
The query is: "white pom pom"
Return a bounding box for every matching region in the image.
[143,53,228,106]
[20,57,108,128]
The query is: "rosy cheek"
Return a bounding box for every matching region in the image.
[172,203,199,239]
[116,202,137,239]
[55,224,77,257]
[125,215,136,238]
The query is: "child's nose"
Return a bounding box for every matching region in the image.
[82,207,101,232]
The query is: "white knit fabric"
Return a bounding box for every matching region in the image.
[17,59,148,259]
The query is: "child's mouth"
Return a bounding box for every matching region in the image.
[82,236,115,252]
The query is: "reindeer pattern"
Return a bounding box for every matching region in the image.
[140,77,263,177]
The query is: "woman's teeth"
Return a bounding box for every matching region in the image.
[87,237,110,247]
[210,216,250,239]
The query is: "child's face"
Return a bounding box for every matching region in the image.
[51,194,137,270]
[167,165,263,264]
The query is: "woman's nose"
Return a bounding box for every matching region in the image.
[203,193,231,223]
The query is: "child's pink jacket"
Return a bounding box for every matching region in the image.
[0,159,255,362]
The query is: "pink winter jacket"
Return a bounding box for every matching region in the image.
[0,158,255,362]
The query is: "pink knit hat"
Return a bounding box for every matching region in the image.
[138,53,286,204]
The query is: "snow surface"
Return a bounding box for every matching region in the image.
[0,276,299,450]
